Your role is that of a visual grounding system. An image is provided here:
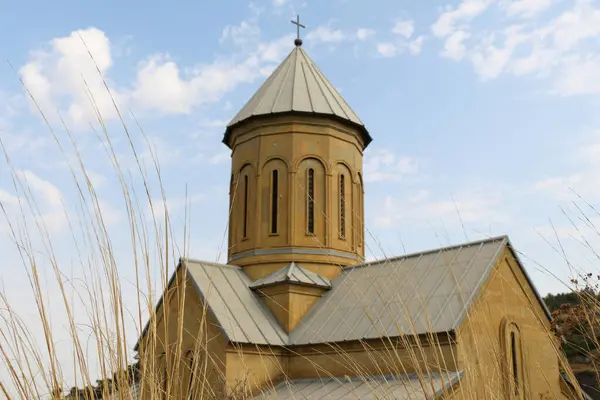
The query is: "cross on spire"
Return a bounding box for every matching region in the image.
[291,15,305,46]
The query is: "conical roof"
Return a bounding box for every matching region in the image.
[223,45,371,147]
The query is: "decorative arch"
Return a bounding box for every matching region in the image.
[332,160,356,181]
[293,154,330,175]
[260,156,292,171]
[500,318,526,400]
[262,158,289,237]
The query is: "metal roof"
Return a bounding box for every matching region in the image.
[223,45,372,148]
[185,259,289,346]
[290,236,520,345]
[249,262,332,290]
[254,371,464,399]
[137,235,552,349]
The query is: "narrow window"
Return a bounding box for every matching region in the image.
[162,362,168,400]
[358,174,364,246]
[511,330,519,395]
[243,175,248,238]
[307,168,315,234]
[271,170,279,234]
[339,174,346,239]
[187,354,195,399]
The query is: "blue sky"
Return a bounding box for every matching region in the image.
[2,0,600,390]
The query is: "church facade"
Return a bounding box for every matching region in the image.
[135,36,589,399]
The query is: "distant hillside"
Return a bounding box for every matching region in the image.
[543,289,600,399]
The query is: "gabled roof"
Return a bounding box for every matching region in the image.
[223,45,372,148]
[290,235,551,345]
[254,371,464,399]
[136,235,552,349]
[184,260,288,345]
[134,259,288,351]
[249,262,331,290]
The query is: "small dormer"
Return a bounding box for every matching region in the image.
[249,262,331,333]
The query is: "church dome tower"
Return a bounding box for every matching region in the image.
[223,37,372,281]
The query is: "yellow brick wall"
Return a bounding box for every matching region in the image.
[226,115,366,281]
[137,267,227,399]
[453,249,568,399]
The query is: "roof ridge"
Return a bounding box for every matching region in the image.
[300,47,350,120]
[180,257,242,270]
[344,235,509,272]
[271,47,297,114]
[286,261,297,279]
[249,262,331,290]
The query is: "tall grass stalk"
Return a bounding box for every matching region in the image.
[0,45,595,400]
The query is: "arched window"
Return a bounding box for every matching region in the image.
[160,353,168,400]
[243,175,249,239]
[307,168,315,234]
[502,320,524,399]
[187,351,195,399]
[271,170,279,234]
[511,331,518,395]
[358,173,364,246]
[339,174,346,239]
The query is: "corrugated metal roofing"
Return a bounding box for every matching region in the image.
[226,46,364,129]
[254,371,464,399]
[290,236,509,345]
[185,259,289,346]
[138,235,551,349]
[249,262,332,290]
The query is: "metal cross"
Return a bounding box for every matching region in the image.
[291,15,306,40]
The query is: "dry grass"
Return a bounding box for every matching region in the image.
[0,44,595,400]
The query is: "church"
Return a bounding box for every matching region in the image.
[134,24,590,400]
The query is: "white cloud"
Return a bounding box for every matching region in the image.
[431,0,600,94]
[392,20,415,39]
[533,131,600,201]
[363,149,418,182]
[16,170,63,208]
[220,21,261,47]
[129,54,262,115]
[1,170,69,235]
[376,43,397,57]
[441,30,471,60]
[255,34,295,63]
[374,188,510,229]
[273,0,287,5]
[552,55,600,95]
[375,18,424,58]
[504,0,554,17]
[20,27,121,129]
[470,25,529,80]
[432,0,496,38]
[0,189,19,207]
[356,28,376,41]
[306,26,346,43]
[19,27,296,129]
[409,36,425,55]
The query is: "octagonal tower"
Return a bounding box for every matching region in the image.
[223,41,372,281]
